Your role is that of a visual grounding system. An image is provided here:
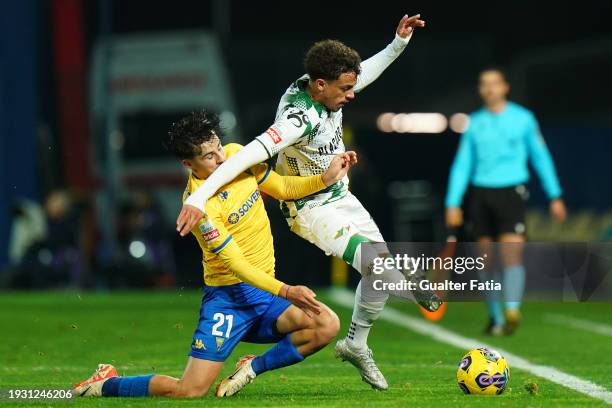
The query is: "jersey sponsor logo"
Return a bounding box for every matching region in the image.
[317,126,343,155]
[219,191,229,200]
[199,219,220,242]
[227,189,261,224]
[202,228,220,242]
[199,219,215,234]
[228,213,240,224]
[265,127,282,144]
[238,190,261,216]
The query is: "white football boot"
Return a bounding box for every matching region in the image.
[334,338,388,390]
[215,355,257,397]
[73,363,118,397]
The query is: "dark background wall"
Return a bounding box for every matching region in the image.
[2,0,611,288]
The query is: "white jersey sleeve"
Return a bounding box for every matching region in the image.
[183,90,323,212]
[183,141,269,211]
[354,33,412,93]
[255,103,321,158]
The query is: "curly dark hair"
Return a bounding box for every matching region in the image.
[304,40,361,81]
[164,109,221,159]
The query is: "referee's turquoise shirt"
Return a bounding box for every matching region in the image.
[445,101,562,208]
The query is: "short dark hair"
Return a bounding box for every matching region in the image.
[304,40,361,81]
[164,109,221,159]
[479,66,509,82]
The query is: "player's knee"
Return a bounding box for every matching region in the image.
[315,308,340,345]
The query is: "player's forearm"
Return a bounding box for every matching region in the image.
[226,257,284,295]
[531,150,562,199]
[217,240,285,295]
[261,172,327,200]
[445,164,471,208]
[527,118,562,200]
[354,33,412,93]
[184,141,269,212]
[536,164,562,200]
[445,185,468,208]
[445,133,474,207]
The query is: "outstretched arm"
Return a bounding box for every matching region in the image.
[177,105,320,236]
[354,14,425,93]
[257,151,357,200]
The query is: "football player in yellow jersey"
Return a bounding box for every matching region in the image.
[72,110,357,399]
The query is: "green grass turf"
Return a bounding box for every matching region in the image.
[390,299,612,388]
[0,291,610,407]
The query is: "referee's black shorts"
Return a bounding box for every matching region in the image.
[465,184,528,239]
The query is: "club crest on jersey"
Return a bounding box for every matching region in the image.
[265,127,282,144]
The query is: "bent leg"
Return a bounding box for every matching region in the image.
[291,197,392,349]
[275,303,340,355]
[148,357,223,397]
[249,303,340,376]
[99,358,222,398]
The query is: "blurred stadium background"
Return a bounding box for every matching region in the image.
[2,0,612,291]
[3,2,612,405]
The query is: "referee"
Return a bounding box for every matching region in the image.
[445,68,567,335]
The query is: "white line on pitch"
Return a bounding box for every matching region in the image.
[329,288,612,405]
[544,313,612,337]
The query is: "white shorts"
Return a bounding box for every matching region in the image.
[288,192,385,265]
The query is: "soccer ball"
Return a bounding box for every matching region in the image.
[456,347,510,395]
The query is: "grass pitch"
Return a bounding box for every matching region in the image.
[0,291,610,407]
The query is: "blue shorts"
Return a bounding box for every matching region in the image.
[189,283,292,362]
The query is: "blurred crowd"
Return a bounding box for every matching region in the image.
[4,190,181,289]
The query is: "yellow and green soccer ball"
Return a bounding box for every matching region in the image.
[456,348,510,395]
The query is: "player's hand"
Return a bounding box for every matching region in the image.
[445,207,463,228]
[281,285,322,317]
[550,198,567,223]
[322,151,358,186]
[176,204,205,237]
[396,14,426,39]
